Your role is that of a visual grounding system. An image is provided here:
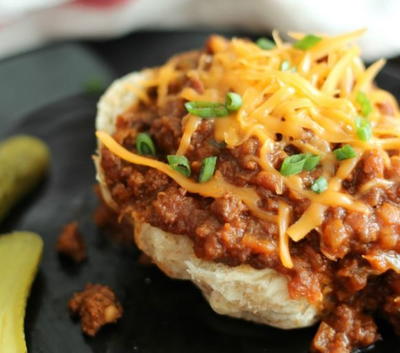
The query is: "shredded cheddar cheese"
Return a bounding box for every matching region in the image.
[97,30,400,269]
[278,202,293,268]
[176,115,201,155]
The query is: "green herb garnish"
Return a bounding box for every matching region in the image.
[185,101,229,118]
[303,154,321,171]
[256,37,276,50]
[334,144,357,160]
[356,91,373,117]
[167,155,191,177]
[199,156,217,183]
[280,153,320,176]
[355,117,372,142]
[280,60,296,72]
[294,34,322,50]
[136,133,156,156]
[225,92,242,111]
[311,177,328,194]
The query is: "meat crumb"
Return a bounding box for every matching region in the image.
[312,304,378,353]
[56,222,86,263]
[69,283,123,336]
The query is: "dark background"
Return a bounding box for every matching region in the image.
[1,30,400,353]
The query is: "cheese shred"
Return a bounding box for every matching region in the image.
[98,30,400,268]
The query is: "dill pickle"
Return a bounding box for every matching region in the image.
[0,135,50,222]
[0,231,43,353]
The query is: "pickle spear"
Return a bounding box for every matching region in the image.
[0,232,43,353]
[0,135,50,222]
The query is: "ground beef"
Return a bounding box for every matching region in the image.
[99,47,400,352]
[321,208,351,260]
[344,211,378,243]
[336,257,371,295]
[312,305,378,353]
[69,284,123,336]
[56,222,86,263]
[362,150,384,179]
[210,193,247,223]
[150,115,182,153]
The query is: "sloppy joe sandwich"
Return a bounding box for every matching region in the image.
[95,30,400,353]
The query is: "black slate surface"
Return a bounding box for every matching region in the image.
[0,30,400,353]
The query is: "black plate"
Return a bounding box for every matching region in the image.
[2,31,400,353]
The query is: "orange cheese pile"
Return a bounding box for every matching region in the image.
[97,30,400,269]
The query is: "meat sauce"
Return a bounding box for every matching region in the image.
[56,222,87,263]
[69,283,123,336]
[100,49,400,352]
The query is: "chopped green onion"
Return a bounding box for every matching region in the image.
[256,37,275,50]
[280,60,290,71]
[356,91,373,117]
[199,156,217,183]
[280,154,308,176]
[167,155,191,177]
[303,154,320,171]
[333,144,357,160]
[225,92,242,111]
[311,177,328,194]
[280,153,320,176]
[294,34,322,50]
[185,101,229,118]
[136,133,156,156]
[280,60,296,72]
[355,117,372,141]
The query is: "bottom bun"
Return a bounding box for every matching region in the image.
[134,221,320,329]
[95,69,320,330]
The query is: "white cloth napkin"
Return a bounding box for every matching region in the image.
[0,0,399,61]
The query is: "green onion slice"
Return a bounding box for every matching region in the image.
[199,156,217,183]
[280,153,320,176]
[225,92,242,111]
[185,101,229,118]
[303,154,321,171]
[280,60,290,71]
[280,60,296,72]
[355,117,372,141]
[136,133,156,156]
[294,34,322,50]
[356,91,373,117]
[311,177,328,194]
[256,37,276,50]
[333,144,357,161]
[167,155,191,177]
[280,154,307,176]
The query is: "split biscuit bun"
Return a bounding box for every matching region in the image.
[95,70,321,329]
